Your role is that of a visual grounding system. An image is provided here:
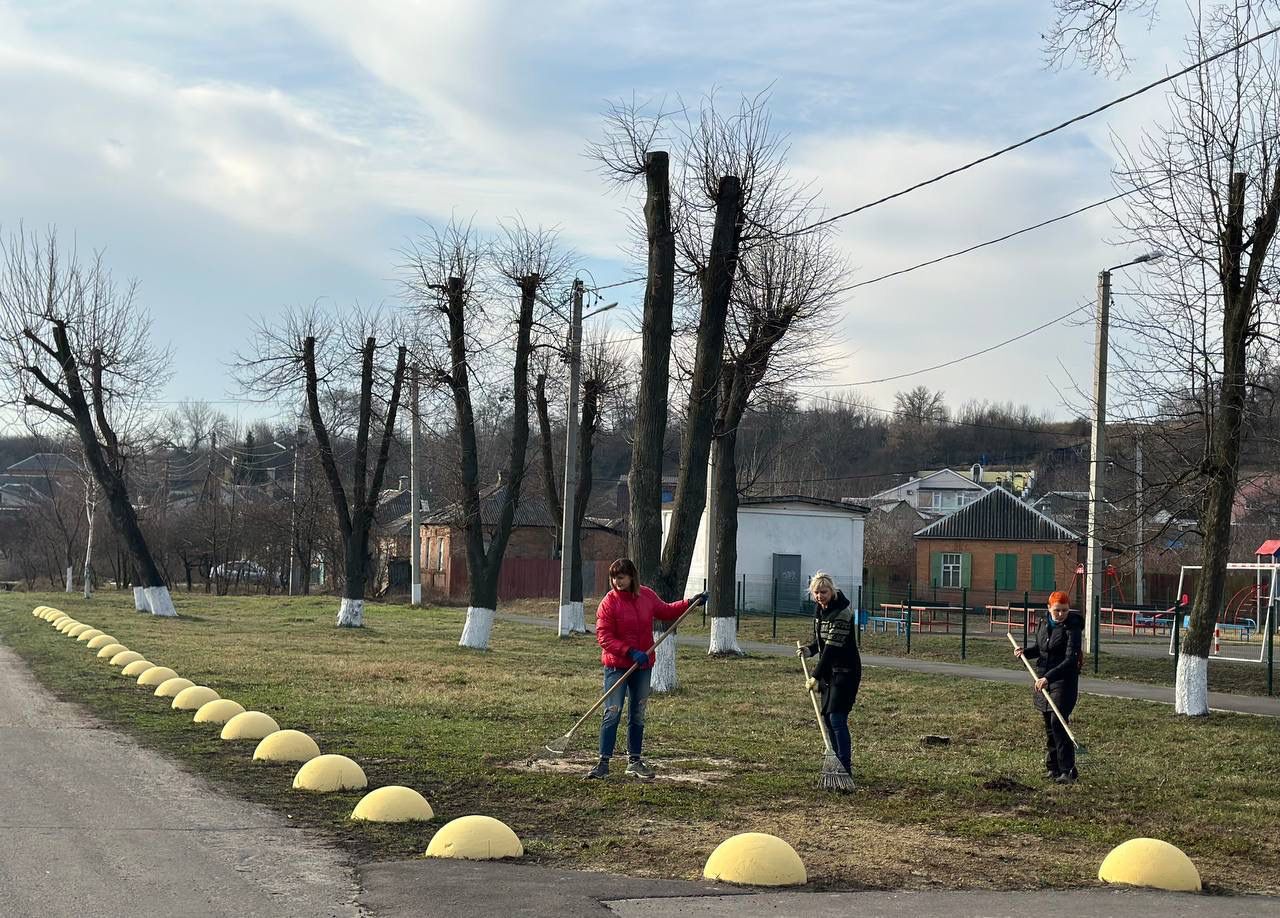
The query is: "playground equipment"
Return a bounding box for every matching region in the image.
[1168,541,1279,664]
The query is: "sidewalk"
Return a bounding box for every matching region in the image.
[496,613,1280,718]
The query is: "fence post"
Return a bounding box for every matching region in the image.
[961,586,968,660]
[906,581,913,654]
[702,577,707,627]
[857,584,864,634]
[741,574,747,615]
[1022,591,1030,650]
[771,578,778,639]
[932,579,937,603]
[1093,594,1101,674]
[1172,600,1181,674]
[994,574,999,611]
[1267,600,1274,696]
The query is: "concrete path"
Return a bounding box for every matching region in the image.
[0,642,361,918]
[497,613,1280,717]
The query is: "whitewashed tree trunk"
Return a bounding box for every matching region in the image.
[65,565,74,593]
[336,597,364,628]
[144,586,177,617]
[707,616,743,655]
[651,628,677,692]
[133,586,147,611]
[82,493,95,599]
[1175,654,1210,715]
[459,606,495,649]
[558,601,587,636]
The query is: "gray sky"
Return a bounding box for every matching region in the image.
[0,1,1194,423]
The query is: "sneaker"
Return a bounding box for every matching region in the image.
[625,758,655,780]
[585,760,610,780]
[1055,771,1077,785]
[1043,769,1060,780]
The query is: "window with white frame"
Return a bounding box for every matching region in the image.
[941,552,962,588]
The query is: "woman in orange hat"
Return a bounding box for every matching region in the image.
[1013,590,1084,783]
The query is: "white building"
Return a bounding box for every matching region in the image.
[863,467,987,517]
[662,495,868,613]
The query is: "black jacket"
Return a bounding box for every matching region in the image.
[1023,611,1083,714]
[804,590,862,713]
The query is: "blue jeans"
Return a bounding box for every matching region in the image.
[823,710,852,772]
[599,666,652,760]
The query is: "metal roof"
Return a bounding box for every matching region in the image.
[914,485,1081,542]
[740,495,869,515]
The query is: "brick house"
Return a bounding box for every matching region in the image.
[421,483,626,601]
[913,485,1084,605]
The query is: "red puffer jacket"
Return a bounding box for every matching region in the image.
[596,586,691,669]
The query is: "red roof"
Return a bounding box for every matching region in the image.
[1256,540,1280,557]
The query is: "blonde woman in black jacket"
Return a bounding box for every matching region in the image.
[797,571,861,776]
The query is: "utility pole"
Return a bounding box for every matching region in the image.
[1084,269,1111,655]
[410,366,422,607]
[1135,436,1145,605]
[288,426,302,596]
[557,279,584,637]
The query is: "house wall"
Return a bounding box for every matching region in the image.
[913,538,1083,605]
[664,503,866,611]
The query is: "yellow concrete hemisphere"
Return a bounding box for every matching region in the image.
[425,816,523,860]
[703,833,807,887]
[32,606,47,617]
[351,786,434,823]
[136,666,179,687]
[75,629,105,643]
[66,624,92,638]
[57,619,79,633]
[171,686,220,711]
[292,755,367,792]
[1098,838,1202,892]
[220,711,280,741]
[96,643,129,660]
[193,699,246,725]
[111,651,146,668]
[120,659,154,677]
[49,613,69,625]
[154,677,195,699]
[253,729,321,763]
[85,634,118,650]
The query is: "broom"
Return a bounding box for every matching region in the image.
[797,641,856,792]
[1007,632,1087,756]
[544,595,707,756]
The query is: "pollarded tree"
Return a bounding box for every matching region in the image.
[0,227,177,615]
[235,305,407,626]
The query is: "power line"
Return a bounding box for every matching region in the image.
[778,23,1280,239]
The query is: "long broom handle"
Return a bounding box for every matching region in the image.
[560,598,705,740]
[797,642,836,752]
[1007,632,1081,749]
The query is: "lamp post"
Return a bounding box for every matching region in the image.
[1084,250,1163,653]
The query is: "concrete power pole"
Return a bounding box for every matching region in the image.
[288,426,304,596]
[557,280,585,637]
[410,366,422,607]
[1084,269,1111,655]
[1135,436,1145,605]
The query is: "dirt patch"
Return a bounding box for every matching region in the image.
[981,776,1035,793]
[503,755,758,786]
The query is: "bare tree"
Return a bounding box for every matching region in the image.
[1102,3,1280,713]
[1044,0,1161,73]
[402,219,569,649]
[236,305,407,626]
[0,227,177,614]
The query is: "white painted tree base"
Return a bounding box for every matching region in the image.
[707,616,743,655]
[133,587,147,611]
[65,566,74,593]
[336,597,364,627]
[410,584,422,606]
[1175,654,1210,715]
[558,601,587,637]
[459,606,495,649]
[651,633,677,693]
[144,586,178,618]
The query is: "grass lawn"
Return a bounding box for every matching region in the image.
[2,591,1279,894]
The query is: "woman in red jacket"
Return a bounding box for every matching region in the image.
[586,558,705,780]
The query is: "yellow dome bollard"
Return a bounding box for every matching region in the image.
[253,730,321,764]
[57,619,79,633]
[351,786,434,823]
[32,606,47,617]
[66,624,92,638]
[49,613,69,625]
[85,634,118,650]
[96,643,129,660]
[292,755,367,792]
[120,659,155,677]
[425,816,523,860]
[75,629,105,644]
[703,833,807,887]
[1099,838,1201,892]
[154,677,195,699]
[172,686,220,711]
[136,666,179,688]
[193,699,246,725]
[220,711,280,741]
[111,651,146,668]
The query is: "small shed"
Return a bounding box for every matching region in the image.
[664,495,868,612]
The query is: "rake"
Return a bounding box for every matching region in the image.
[1007,632,1087,757]
[797,642,856,792]
[544,595,706,756]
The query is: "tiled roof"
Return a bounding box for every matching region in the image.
[914,485,1081,542]
[426,483,558,529]
[5,453,81,475]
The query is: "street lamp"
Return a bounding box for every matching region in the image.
[557,280,617,637]
[1084,250,1163,654]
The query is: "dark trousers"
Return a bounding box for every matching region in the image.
[1042,710,1075,776]
[822,710,852,773]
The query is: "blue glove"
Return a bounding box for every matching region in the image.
[628,649,650,668]
[691,592,709,607]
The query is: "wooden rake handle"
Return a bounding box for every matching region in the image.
[1007,632,1082,750]
[797,642,836,753]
